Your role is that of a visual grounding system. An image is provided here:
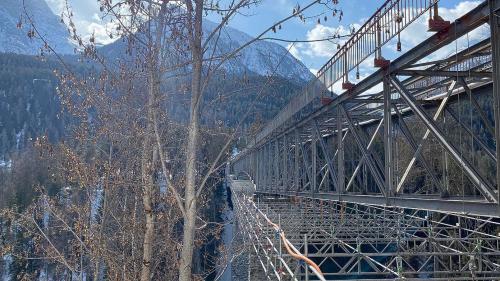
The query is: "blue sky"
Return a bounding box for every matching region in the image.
[46,0,485,76]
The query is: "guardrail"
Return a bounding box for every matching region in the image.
[254,0,442,146]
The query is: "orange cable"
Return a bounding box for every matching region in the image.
[251,199,324,276]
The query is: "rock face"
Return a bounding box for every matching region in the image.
[0,0,74,55]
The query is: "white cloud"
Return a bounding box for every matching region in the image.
[299,24,360,59]
[84,21,118,45]
[45,0,117,45]
[292,0,486,69]
[395,0,486,60]
[304,24,339,58]
[287,43,302,60]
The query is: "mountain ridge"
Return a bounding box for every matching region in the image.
[0,0,74,55]
[0,0,314,83]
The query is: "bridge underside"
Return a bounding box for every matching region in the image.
[230,179,500,280]
[229,0,500,280]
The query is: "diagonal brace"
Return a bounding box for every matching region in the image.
[390,76,497,203]
[393,104,446,194]
[397,80,457,192]
[312,119,339,191]
[342,106,387,196]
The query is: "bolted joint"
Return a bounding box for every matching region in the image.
[342,81,355,91]
[428,3,450,32]
[374,57,390,69]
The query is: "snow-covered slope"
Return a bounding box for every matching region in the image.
[203,21,314,83]
[101,19,314,83]
[0,0,73,55]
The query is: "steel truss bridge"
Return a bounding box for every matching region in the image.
[227,0,500,280]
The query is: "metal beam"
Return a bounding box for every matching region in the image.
[312,119,338,191]
[393,104,446,194]
[395,69,493,78]
[252,0,495,146]
[256,191,500,218]
[342,107,386,195]
[345,119,384,192]
[337,107,345,195]
[490,0,500,206]
[396,80,456,192]
[459,77,496,136]
[383,77,393,198]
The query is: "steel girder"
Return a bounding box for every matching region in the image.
[249,0,500,146]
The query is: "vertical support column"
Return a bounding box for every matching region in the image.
[443,112,449,194]
[274,139,280,191]
[261,146,265,190]
[304,234,309,281]
[363,165,368,193]
[283,134,289,191]
[490,0,500,206]
[260,146,264,189]
[266,141,274,191]
[253,148,260,185]
[247,248,251,281]
[383,76,393,199]
[337,106,345,197]
[294,130,300,192]
[376,17,382,59]
[252,150,256,180]
[265,144,270,191]
[271,143,275,191]
[311,135,317,193]
[250,150,254,180]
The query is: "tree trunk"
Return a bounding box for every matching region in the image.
[179,2,203,280]
[140,69,158,281]
[178,60,201,281]
[140,164,155,281]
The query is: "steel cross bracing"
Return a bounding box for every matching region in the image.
[232,0,500,217]
[229,184,500,281]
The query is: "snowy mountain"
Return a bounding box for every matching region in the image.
[0,0,313,82]
[202,20,314,83]
[0,0,73,55]
[101,19,314,83]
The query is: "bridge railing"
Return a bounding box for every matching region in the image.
[254,0,442,146]
[317,0,438,88]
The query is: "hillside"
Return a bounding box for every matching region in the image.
[0,0,316,157]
